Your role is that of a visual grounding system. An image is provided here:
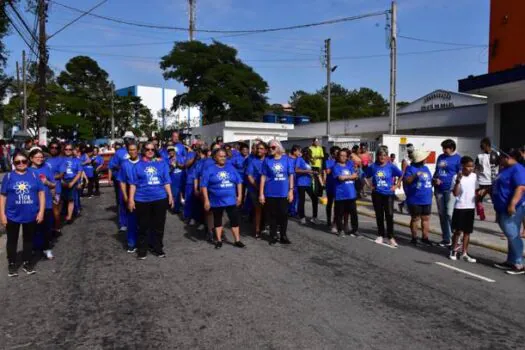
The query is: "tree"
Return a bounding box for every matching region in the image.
[294,94,326,122]
[160,40,269,124]
[0,1,14,124]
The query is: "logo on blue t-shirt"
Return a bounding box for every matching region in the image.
[65,161,75,175]
[145,166,160,185]
[438,160,448,176]
[417,172,432,189]
[217,171,234,188]
[14,181,33,205]
[272,163,286,181]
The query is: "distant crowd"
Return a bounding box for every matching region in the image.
[1,132,524,277]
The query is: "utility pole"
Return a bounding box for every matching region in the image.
[389,1,398,135]
[22,50,27,131]
[16,61,22,128]
[324,38,331,137]
[111,83,115,140]
[189,0,196,41]
[37,0,48,144]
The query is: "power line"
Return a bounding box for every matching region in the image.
[50,1,388,34]
[48,0,108,40]
[398,35,486,47]
[2,9,39,57]
[6,1,39,44]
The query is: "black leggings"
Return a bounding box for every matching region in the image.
[135,198,168,254]
[326,191,335,224]
[6,220,37,264]
[93,173,100,194]
[87,177,95,196]
[37,209,54,251]
[298,186,318,219]
[372,192,395,238]
[264,197,289,238]
[212,205,240,228]
[334,199,358,232]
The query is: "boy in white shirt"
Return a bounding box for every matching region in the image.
[449,156,478,263]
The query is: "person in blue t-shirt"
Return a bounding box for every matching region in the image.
[295,148,321,225]
[30,149,57,260]
[433,139,462,246]
[129,142,173,260]
[404,149,434,246]
[0,152,45,277]
[82,147,96,197]
[167,146,185,214]
[201,148,245,249]
[183,147,199,224]
[332,149,358,236]
[59,144,82,224]
[117,143,141,253]
[365,148,403,246]
[92,146,104,196]
[260,139,294,245]
[324,146,340,232]
[287,145,301,218]
[246,141,267,239]
[492,149,525,275]
[47,140,64,234]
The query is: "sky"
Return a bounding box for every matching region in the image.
[4,0,490,105]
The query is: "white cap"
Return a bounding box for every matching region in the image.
[412,149,431,163]
[123,131,136,139]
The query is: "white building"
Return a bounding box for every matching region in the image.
[115,85,201,128]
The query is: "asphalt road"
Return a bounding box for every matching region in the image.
[1,188,525,350]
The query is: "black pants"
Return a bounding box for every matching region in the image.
[37,209,54,251]
[334,199,358,232]
[212,205,240,228]
[264,197,289,239]
[93,173,100,194]
[372,192,395,238]
[113,179,120,207]
[326,191,335,224]
[298,186,318,219]
[6,220,37,264]
[87,177,95,196]
[135,199,168,254]
[312,167,322,197]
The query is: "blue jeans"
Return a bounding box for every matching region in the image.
[435,191,456,243]
[127,211,137,249]
[498,204,525,265]
[288,187,298,216]
[170,182,182,213]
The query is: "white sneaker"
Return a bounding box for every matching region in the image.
[44,250,54,260]
[310,218,321,225]
[331,226,338,234]
[299,218,307,224]
[262,227,270,235]
[339,231,347,237]
[197,224,205,231]
[449,251,457,261]
[389,238,398,247]
[119,226,127,232]
[461,254,476,263]
[375,236,384,244]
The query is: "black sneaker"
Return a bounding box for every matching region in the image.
[505,266,525,275]
[8,263,18,277]
[154,249,166,258]
[215,241,223,249]
[269,237,278,245]
[137,251,147,260]
[22,262,36,275]
[280,237,291,245]
[233,241,246,248]
[410,238,417,245]
[494,262,513,270]
[438,240,452,248]
[421,238,433,247]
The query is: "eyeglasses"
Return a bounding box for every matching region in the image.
[64,148,73,151]
[14,159,28,165]
[50,146,59,149]
[145,148,155,151]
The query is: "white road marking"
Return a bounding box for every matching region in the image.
[434,262,495,283]
[365,237,397,249]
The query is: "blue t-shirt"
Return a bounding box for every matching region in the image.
[81,154,95,178]
[261,155,294,198]
[245,157,264,193]
[200,164,242,208]
[185,152,198,185]
[30,165,54,209]
[492,163,525,214]
[295,157,313,187]
[130,160,171,202]
[168,156,185,186]
[46,156,64,176]
[117,159,139,184]
[434,153,461,193]
[332,163,357,200]
[365,162,403,196]
[404,164,433,205]
[325,158,336,195]
[93,155,104,169]
[231,154,247,178]
[1,171,44,223]
[109,148,130,180]
[60,157,82,181]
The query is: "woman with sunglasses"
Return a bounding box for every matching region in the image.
[59,144,82,224]
[1,152,45,276]
[46,141,64,234]
[259,140,294,245]
[30,149,57,260]
[246,142,267,239]
[129,142,173,259]
[201,148,245,249]
[296,147,321,225]
[117,143,140,253]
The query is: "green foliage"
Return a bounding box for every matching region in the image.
[160,40,269,125]
[290,83,388,122]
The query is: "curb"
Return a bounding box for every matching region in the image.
[355,207,510,255]
[0,234,5,258]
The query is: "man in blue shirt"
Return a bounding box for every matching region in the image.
[433,139,461,247]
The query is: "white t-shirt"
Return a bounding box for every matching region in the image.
[475,151,500,185]
[452,173,478,209]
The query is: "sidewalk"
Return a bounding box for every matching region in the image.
[355,195,525,256]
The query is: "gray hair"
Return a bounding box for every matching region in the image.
[268,139,284,153]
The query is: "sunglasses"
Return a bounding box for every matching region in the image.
[145,148,155,151]
[64,148,73,151]
[14,159,28,165]
[50,146,59,149]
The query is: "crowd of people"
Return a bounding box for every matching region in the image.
[1,131,524,277]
